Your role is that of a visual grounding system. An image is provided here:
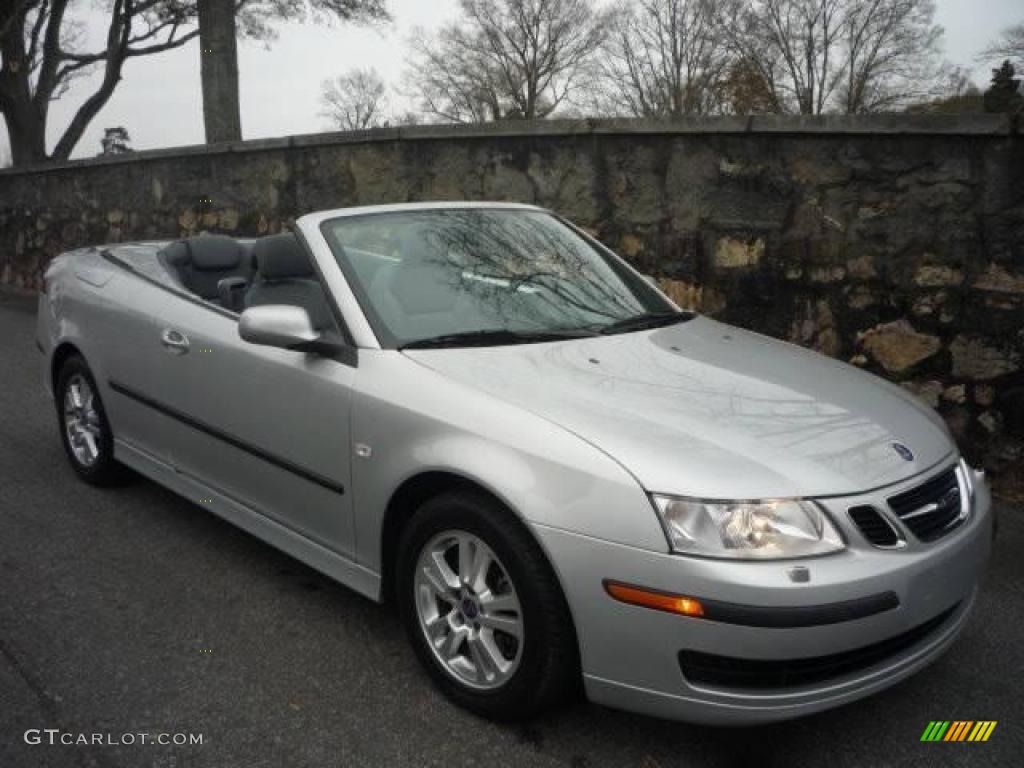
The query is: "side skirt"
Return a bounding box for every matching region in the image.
[114,438,382,602]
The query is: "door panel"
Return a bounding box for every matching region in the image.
[89,273,176,465]
[138,298,356,557]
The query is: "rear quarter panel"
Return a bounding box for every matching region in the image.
[39,246,165,452]
[39,248,115,396]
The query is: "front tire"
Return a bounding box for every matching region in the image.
[56,355,128,486]
[396,489,579,720]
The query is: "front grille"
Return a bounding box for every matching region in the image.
[888,467,964,542]
[678,604,958,690]
[849,505,900,547]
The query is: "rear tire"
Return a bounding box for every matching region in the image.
[56,355,128,486]
[396,489,579,720]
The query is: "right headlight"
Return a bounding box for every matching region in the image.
[651,495,845,559]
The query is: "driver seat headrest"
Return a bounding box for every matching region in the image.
[252,233,313,280]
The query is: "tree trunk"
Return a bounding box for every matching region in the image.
[0,1,48,167]
[198,0,242,143]
[4,99,48,166]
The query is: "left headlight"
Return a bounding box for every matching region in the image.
[650,495,845,559]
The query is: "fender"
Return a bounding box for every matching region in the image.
[349,349,670,577]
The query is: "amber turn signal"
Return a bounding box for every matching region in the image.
[603,580,705,618]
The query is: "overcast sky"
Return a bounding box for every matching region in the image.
[1,0,1021,163]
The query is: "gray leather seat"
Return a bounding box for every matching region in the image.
[244,233,335,332]
[368,231,469,339]
[160,235,251,307]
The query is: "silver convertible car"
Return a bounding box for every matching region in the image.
[37,202,991,724]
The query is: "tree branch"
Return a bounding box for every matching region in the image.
[25,0,49,65]
[30,0,68,110]
[125,27,199,57]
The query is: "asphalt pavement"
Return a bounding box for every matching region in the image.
[1,289,1021,768]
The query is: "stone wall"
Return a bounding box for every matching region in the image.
[1,116,1022,480]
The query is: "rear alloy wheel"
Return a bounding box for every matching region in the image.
[397,490,578,720]
[56,356,128,486]
[63,373,102,467]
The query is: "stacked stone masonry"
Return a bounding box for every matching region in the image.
[1,115,1021,478]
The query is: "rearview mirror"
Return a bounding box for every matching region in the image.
[239,305,318,350]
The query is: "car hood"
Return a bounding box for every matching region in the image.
[403,317,955,499]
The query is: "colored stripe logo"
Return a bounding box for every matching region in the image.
[920,721,997,742]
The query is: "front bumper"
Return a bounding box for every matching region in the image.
[533,466,992,725]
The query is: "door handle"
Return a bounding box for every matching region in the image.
[160,328,190,354]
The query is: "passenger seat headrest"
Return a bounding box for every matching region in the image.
[163,235,245,271]
[253,233,313,280]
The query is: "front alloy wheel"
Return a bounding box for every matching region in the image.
[397,489,579,720]
[414,531,524,690]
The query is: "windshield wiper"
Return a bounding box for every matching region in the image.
[598,311,692,336]
[400,328,597,350]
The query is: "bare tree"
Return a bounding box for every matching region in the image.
[723,0,848,114]
[320,67,388,130]
[838,0,943,113]
[978,22,1024,69]
[0,0,199,167]
[198,0,390,143]
[719,0,944,115]
[594,0,730,118]
[406,0,610,123]
[406,25,505,123]
[0,1,390,166]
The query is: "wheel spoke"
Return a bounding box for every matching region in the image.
[422,557,457,602]
[457,534,474,585]
[467,635,495,681]
[478,589,517,614]
[481,631,512,674]
[456,534,492,592]
[69,382,83,410]
[423,611,450,643]
[478,612,522,639]
[469,546,492,594]
[81,430,98,459]
[473,631,512,679]
[441,624,465,660]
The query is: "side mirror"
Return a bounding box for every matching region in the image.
[239,305,318,350]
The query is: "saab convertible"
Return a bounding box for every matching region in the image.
[37,202,991,724]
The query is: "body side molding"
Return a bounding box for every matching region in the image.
[108,379,346,496]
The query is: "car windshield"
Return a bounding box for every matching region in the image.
[320,208,686,348]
